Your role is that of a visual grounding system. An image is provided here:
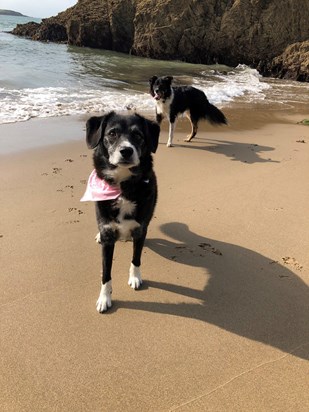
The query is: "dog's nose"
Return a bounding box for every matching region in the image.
[120,147,134,160]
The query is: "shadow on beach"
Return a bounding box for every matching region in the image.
[119,222,309,360]
[159,138,278,164]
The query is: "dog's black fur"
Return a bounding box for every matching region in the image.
[149,75,227,147]
[86,111,160,312]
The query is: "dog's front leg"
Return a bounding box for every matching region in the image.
[156,112,163,124]
[167,122,175,147]
[128,230,146,289]
[96,242,115,313]
[167,115,176,147]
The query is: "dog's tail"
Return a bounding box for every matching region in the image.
[205,102,227,126]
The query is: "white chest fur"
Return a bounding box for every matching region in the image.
[113,197,139,240]
[105,167,133,184]
[156,90,174,116]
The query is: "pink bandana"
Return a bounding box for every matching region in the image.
[80,169,121,202]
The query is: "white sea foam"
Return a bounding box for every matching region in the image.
[0,87,155,124]
[195,65,271,106]
[0,66,275,124]
[0,58,308,125]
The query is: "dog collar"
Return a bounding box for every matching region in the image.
[80,169,121,202]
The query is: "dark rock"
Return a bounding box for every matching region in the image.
[11,22,40,38]
[11,21,67,42]
[9,0,309,82]
[37,23,67,42]
[259,41,309,82]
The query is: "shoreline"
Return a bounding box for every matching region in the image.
[0,102,308,156]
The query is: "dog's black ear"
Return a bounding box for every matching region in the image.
[149,76,158,97]
[149,76,158,85]
[164,76,173,84]
[86,112,115,149]
[144,118,160,153]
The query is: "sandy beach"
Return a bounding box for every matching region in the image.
[1,107,309,411]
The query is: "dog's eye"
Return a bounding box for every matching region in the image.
[108,129,117,137]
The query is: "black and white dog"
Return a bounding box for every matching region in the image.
[149,75,227,147]
[82,111,160,312]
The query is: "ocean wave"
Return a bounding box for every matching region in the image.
[0,66,271,124]
[0,87,154,124]
[196,65,271,105]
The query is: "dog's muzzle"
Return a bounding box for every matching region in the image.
[109,143,140,168]
[120,146,134,160]
[154,91,161,101]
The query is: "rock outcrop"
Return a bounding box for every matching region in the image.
[258,41,309,82]
[11,21,67,42]
[10,0,309,81]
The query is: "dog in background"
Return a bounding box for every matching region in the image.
[149,75,227,147]
[81,111,160,312]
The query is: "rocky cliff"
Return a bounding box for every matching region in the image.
[11,0,309,81]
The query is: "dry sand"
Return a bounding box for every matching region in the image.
[1,107,309,411]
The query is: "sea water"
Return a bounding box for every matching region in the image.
[0,15,308,125]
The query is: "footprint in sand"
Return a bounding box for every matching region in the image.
[282,256,303,271]
[270,257,303,272]
[56,185,74,196]
[41,167,64,177]
[171,243,223,261]
[65,208,84,224]
[198,242,223,255]
[65,220,80,225]
[68,207,84,215]
[52,167,62,175]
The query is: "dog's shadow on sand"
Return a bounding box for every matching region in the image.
[169,139,279,164]
[119,222,309,360]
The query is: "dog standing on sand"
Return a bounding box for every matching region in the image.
[149,75,227,147]
[81,111,160,312]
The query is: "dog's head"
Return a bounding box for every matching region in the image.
[86,112,160,181]
[149,76,173,101]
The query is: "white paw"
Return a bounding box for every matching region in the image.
[166,142,174,147]
[96,281,112,313]
[95,232,101,243]
[128,263,143,289]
